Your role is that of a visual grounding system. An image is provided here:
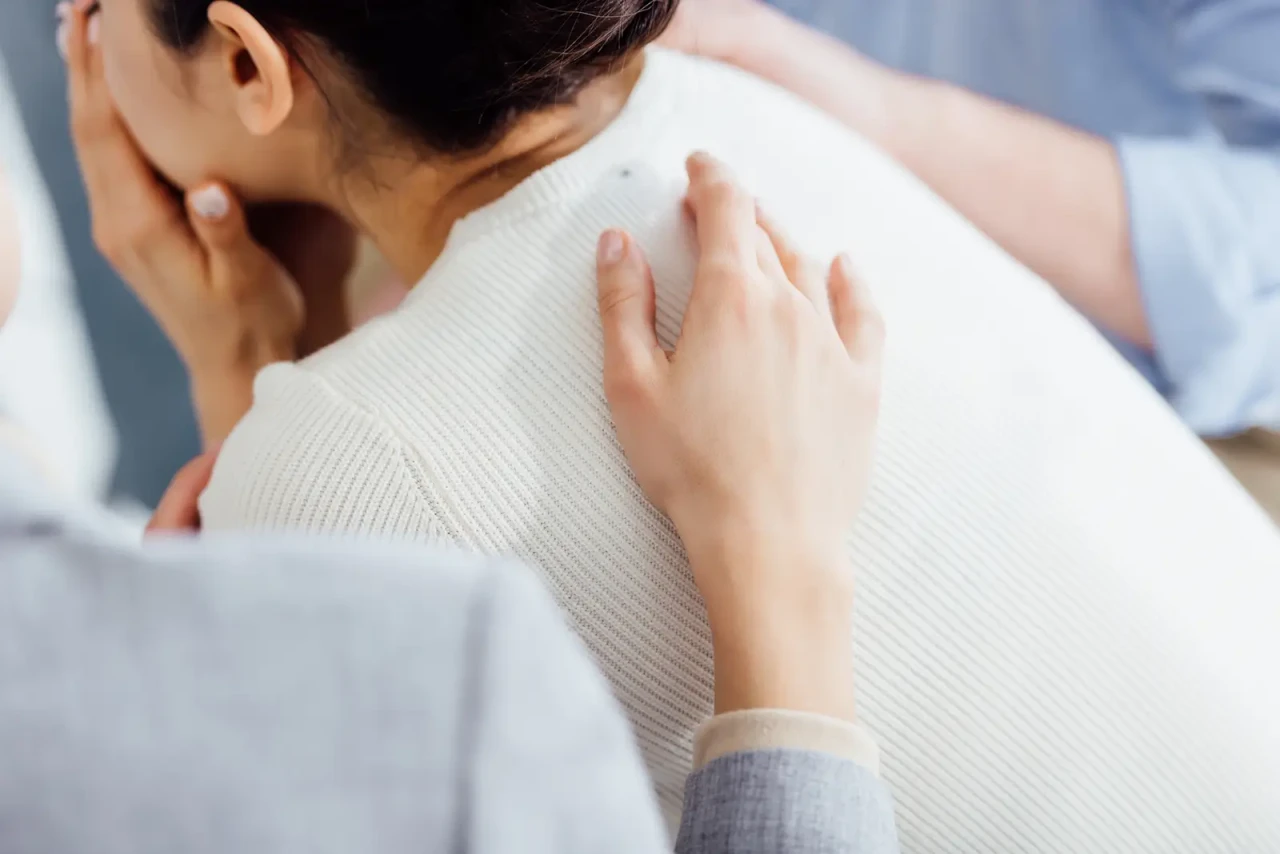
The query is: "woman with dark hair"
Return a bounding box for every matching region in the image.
[62,0,1280,849]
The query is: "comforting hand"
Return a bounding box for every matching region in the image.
[62,1,355,445]
[596,153,884,718]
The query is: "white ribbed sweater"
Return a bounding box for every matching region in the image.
[203,50,1280,851]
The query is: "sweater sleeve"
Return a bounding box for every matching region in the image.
[199,362,447,542]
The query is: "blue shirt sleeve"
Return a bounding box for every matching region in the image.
[1115,1,1280,436]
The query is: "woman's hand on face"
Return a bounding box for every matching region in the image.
[596,153,884,718]
[62,0,321,444]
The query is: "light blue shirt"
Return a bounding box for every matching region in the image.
[774,0,1280,436]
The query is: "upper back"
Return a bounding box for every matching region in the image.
[203,49,1280,849]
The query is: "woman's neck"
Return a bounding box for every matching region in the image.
[325,56,645,285]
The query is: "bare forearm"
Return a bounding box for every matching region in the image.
[874,75,1150,348]
[691,533,857,723]
[188,340,292,447]
[729,9,1151,348]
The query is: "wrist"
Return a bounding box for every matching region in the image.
[181,328,295,381]
[188,353,281,446]
[684,525,858,720]
[709,583,856,720]
[682,514,852,607]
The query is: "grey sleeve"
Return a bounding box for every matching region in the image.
[676,750,902,854]
[0,521,668,854]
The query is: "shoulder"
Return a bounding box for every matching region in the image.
[199,357,445,540]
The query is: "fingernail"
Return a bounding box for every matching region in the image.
[55,2,72,20]
[598,230,627,267]
[190,185,230,221]
[56,21,69,60]
[87,11,100,45]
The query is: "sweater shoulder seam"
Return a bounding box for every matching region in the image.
[281,361,464,544]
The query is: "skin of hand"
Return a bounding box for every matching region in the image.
[146,445,221,534]
[663,1,1149,350]
[596,152,884,720]
[61,0,357,446]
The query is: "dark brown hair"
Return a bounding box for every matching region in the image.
[149,0,678,153]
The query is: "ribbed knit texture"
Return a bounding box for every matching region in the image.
[202,50,1280,851]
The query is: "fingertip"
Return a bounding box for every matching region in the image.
[833,253,856,288]
[685,151,731,186]
[597,228,628,270]
[188,183,232,223]
[686,151,714,177]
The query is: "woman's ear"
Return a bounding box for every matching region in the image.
[206,1,294,136]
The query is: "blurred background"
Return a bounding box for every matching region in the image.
[2,11,196,508]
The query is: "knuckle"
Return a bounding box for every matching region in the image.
[771,289,805,326]
[94,209,180,267]
[703,256,746,289]
[718,277,756,322]
[703,177,747,211]
[597,285,638,320]
[603,361,651,406]
[123,210,181,252]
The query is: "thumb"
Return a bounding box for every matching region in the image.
[597,229,665,401]
[186,182,266,273]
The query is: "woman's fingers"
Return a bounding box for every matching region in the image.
[65,0,193,278]
[756,205,830,316]
[597,229,666,403]
[187,182,271,285]
[829,254,885,364]
[146,447,221,535]
[685,152,761,294]
[752,224,789,286]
